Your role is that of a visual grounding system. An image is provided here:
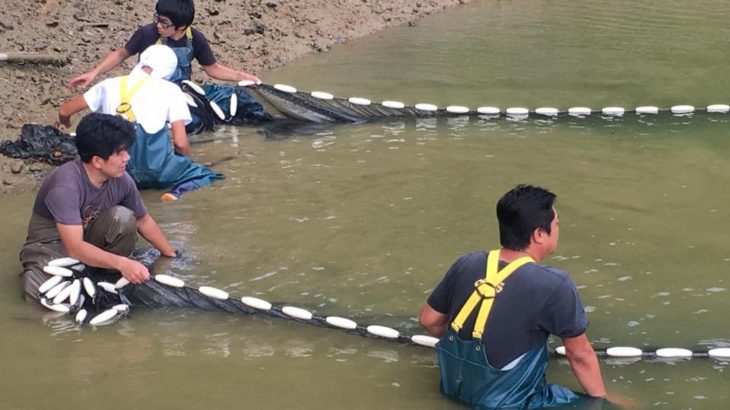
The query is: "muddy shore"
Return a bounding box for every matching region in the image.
[0,0,468,196]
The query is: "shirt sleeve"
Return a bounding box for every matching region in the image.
[167,86,193,124]
[125,25,156,55]
[537,276,589,338]
[119,174,148,219]
[44,186,83,225]
[192,29,216,66]
[427,254,472,314]
[82,81,107,113]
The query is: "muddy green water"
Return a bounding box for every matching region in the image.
[3,1,730,408]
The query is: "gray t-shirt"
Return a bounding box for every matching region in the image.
[428,251,588,368]
[32,159,147,227]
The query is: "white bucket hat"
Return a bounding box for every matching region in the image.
[133,44,178,80]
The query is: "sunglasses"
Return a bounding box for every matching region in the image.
[153,13,174,29]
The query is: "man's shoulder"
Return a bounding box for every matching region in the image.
[522,262,575,287]
[46,160,82,184]
[133,24,158,38]
[190,27,209,41]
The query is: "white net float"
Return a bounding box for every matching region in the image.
[241,296,272,311]
[555,346,566,356]
[43,265,73,277]
[209,101,226,121]
[114,277,130,290]
[89,308,119,326]
[506,107,529,117]
[155,274,185,288]
[411,335,439,348]
[229,92,238,117]
[325,316,358,330]
[237,80,256,87]
[273,83,297,93]
[477,106,500,115]
[113,304,130,313]
[68,279,81,306]
[97,281,117,294]
[535,107,559,116]
[82,277,96,298]
[75,308,88,324]
[282,306,313,320]
[706,104,730,113]
[671,105,694,114]
[381,100,405,109]
[348,97,371,106]
[708,348,730,359]
[568,107,592,116]
[602,107,625,116]
[198,286,229,300]
[47,257,80,267]
[635,106,659,114]
[184,93,198,108]
[71,264,85,271]
[606,346,643,357]
[311,91,334,100]
[415,103,438,111]
[40,298,70,313]
[182,80,205,96]
[366,325,399,339]
[38,275,63,294]
[655,348,693,358]
[44,280,70,299]
[446,105,470,114]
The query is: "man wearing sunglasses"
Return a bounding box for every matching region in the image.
[68,0,269,128]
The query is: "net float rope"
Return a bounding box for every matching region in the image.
[232,81,730,124]
[37,258,730,361]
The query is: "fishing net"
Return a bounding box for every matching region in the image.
[0,124,77,165]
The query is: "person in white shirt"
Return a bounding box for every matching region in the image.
[57,44,223,201]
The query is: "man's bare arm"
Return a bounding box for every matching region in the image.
[419,303,449,337]
[563,333,607,397]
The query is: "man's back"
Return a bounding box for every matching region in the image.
[427,250,587,368]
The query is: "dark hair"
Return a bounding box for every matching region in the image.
[156,0,195,28]
[496,185,556,251]
[75,113,135,163]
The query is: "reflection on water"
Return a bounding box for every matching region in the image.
[4,0,730,408]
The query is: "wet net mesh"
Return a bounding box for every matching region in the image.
[0,124,77,165]
[248,83,431,122]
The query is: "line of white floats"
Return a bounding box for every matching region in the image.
[39,257,730,359]
[154,273,439,347]
[554,345,730,360]
[255,82,730,118]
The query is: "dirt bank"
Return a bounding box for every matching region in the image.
[0,0,468,196]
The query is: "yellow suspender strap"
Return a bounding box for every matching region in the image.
[450,249,534,339]
[116,75,150,122]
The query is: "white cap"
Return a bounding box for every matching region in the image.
[133,44,178,80]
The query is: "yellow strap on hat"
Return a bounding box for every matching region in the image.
[450,249,534,339]
[116,75,150,123]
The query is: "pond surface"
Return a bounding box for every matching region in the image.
[3,1,730,409]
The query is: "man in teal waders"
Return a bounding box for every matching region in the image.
[68,0,270,131]
[420,185,609,409]
[58,45,223,201]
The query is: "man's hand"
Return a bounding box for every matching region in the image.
[68,71,96,89]
[117,258,150,284]
[55,114,72,128]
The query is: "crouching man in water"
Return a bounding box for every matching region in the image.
[419,185,610,409]
[20,113,176,302]
[58,44,223,201]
